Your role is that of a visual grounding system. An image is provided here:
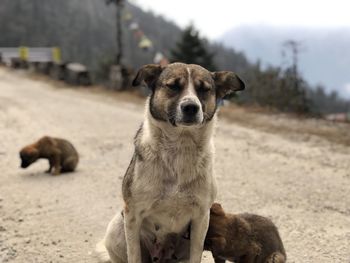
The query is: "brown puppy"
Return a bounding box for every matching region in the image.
[19,136,79,175]
[204,203,286,263]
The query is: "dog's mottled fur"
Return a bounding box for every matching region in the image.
[96,63,245,263]
[204,203,286,263]
[19,136,79,175]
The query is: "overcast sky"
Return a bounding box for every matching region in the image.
[132,0,350,40]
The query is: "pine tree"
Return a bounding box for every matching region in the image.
[170,25,216,71]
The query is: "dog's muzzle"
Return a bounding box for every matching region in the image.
[178,100,203,126]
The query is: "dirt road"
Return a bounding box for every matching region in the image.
[0,67,349,263]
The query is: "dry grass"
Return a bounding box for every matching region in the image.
[219,103,350,146]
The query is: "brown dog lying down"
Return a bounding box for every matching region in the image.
[204,203,286,263]
[19,136,79,175]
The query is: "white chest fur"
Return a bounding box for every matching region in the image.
[129,117,217,239]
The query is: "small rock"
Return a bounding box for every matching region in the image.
[25,238,31,244]
[59,254,64,258]
[85,239,88,243]
[0,226,6,232]
[18,218,24,223]
[52,241,57,245]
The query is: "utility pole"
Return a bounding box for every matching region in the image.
[283,40,301,78]
[106,0,125,90]
[115,0,123,65]
[282,40,308,112]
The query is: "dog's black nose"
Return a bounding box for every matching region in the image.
[181,102,199,116]
[152,257,159,262]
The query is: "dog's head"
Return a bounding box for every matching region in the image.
[133,63,244,127]
[210,202,226,217]
[204,203,227,250]
[19,146,39,168]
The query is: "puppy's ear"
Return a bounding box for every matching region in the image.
[210,203,225,216]
[29,147,39,157]
[212,71,245,99]
[132,64,163,89]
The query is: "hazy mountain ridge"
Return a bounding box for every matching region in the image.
[221,25,350,97]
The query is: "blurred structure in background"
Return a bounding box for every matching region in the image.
[153,52,169,67]
[0,46,92,86]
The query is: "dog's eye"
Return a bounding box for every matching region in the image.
[198,82,211,93]
[200,87,210,92]
[166,83,181,91]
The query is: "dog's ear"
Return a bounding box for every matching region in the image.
[210,203,225,216]
[132,64,163,89]
[29,147,39,158]
[211,71,245,99]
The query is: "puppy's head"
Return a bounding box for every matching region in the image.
[19,146,39,168]
[210,203,226,217]
[133,63,244,127]
[206,203,226,237]
[204,203,227,249]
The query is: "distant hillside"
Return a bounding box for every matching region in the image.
[0,0,250,73]
[221,25,350,97]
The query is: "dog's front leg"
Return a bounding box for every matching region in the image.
[189,210,210,263]
[45,158,54,173]
[50,150,62,175]
[124,208,143,263]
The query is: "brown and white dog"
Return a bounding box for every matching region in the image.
[96,63,245,263]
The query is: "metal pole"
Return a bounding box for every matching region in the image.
[106,0,125,90]
[115,0,123,65]
[283,40,301,89]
